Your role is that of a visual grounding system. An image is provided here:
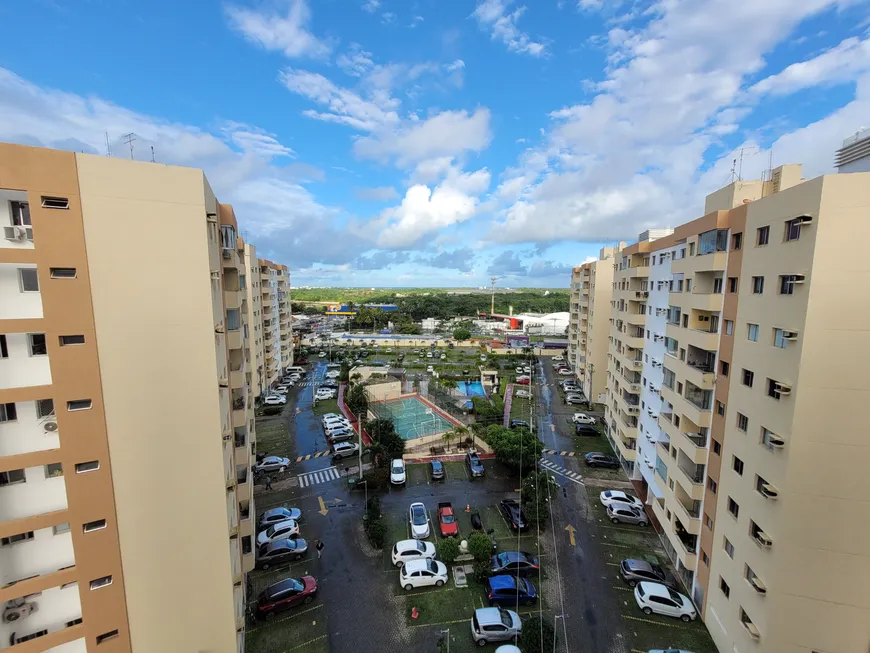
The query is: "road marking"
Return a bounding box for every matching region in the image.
[287,634,328,650]
[298,466,340,488]
[539,459,584,486]
[246,603,324,633]
[318,496,329,515]
[623,614,694,630]
[565,524,576,546]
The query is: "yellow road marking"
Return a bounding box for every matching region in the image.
[565,524,576,546]
[296,456,304,463]
[317,496,329,515]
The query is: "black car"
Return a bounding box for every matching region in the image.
[485,575,538,607]
[619,559,675,589]
[430,460,445,480]
[509,419,530,430]
[498,499,528,532]
[257,538,309,569]
[575,424,599,437]
[584,452,620,469]
[490,551,540,576]
[466,451,485,478]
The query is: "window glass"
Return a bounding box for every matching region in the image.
[19,268,39,292]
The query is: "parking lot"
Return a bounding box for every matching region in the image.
[245,358,717,653]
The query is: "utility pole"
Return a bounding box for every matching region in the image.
[122,132,136,159]
[490,276,498,315]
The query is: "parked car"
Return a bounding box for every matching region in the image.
[391,539,436,568]
[399,558,448,590]
[440,353,447,360]
[498,499,528,532]
[257,538,308,569]
[328,431,355,444]
[509,419,530,430]
[409,502,431,539]
[430,460,445,480]
[255,576,318,620]
[515,366,524,374]
[619,559,674,589]
[466,451,485,478]
[438,502,459,537]
[470,607,522,646]
[647,649,697,653]
[321,413,344,422]
[331,441,359,460]
[634,582,696,621]
[515,376,530,385]
[486,575,537,607]
[256,519,300,546]
[258,507,302,531]
[585,452,620,469]
[264,395,286,406]
[426,365,435,373]
[514,389,531,398]
[318,351,327,357]
[553,355,564,361]
[253,456,290,474]
[573,413,595,425]
[325,371,340,379]
[426,352,433,358]
[607,504,649,527]
[490,551,540,576]
[558,368,573,376]
[480,355,487,362]
[565,394,585,405]
[315,391,336,400]
[390,459,407,485]
[600,490,643,510]
[576,424,599,437]
[275,384,292,394]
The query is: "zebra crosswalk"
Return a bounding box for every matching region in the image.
[297,466,341,488]
[539,459,584,485]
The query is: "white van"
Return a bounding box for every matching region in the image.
[285,366,306,375]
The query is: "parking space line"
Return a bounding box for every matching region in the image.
[409,617,469,628]
[246,603,324,633]
[605,562,621,567]
[287,634,328,651]
[623,614,694,630]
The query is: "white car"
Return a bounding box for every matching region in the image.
[315,390,336,400]
[599,490,644,510]
[573,413,595,425]
[480,355,487,362]
[325,370,340,379]
[275,384,291,394]
[391,539,436,567]
[515,367,524,374]
[318,351,327,358]
[263,395,286,406]
[323,417,351,429]
[634,582,697,621]
[325,425,352,439]
[256,519,300,546]
[426,365,435,373]
[409,502,430,539]
[553,355,564,361]
[558,368,573,376]
[523,366,531,373]
[399,559,448,590]
[390,459,406,485]
[331,441,359,460]
[286,374,302,382]
[426,352,433,358]
[440,354,446,360]
[514,389,531,398]
[253,456,290,474]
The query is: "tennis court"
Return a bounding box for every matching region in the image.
[368,396,457,440]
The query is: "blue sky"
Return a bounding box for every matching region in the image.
[1,0,869,287]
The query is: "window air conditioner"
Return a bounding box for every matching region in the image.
[754,531,773,547]
[782,331,799,341]
[648,412,658,419]
[790,275,806,284]
[219,377,229,388]
[793,215,813,225]
[206,211,218,222]
[215,324,225,334]
[767,434,786,448]
[3,225,28,241]
[749,576,768,594]
[760,483,779,499]
[222,249,233,260]
[774,382,792,395]
[44,421,58,433]
[3,599,37,623]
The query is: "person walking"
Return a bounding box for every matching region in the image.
[264,475,272,491]
[316,540,324,559]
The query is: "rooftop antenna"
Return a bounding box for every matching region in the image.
[728,158,738,184]
[104,132,112,157]
[122,132,136,160]
[490,276,499,315]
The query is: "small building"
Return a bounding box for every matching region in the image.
[480,368,499,392]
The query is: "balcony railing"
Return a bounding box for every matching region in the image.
[232,397,246,411]
[685,388,712,411]
[677,463,705,484]
[684,432,707,448]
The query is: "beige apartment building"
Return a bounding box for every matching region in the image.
[567,245,622,403]
[599,164,870,653]
[0,144,263,653]
[246,256,293,398]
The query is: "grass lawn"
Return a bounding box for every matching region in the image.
[442,460,469,482]
[406,462,430,487]
[256,417,291,458]
[244,602,328,653]
[509,396,532,421]
[311,398,340,416]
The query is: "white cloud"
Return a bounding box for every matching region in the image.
[472,0,546,57]
[410,15,425,28]
[446,59,466,72]
[375,167,492,247]
[381,12,396,24]
[750,36,870,96]
[354,186,399,201]
[224,0,331,59]
[221,122,295,158]
[354,108,492,165]
[361,0,380,12]
[336,44,375,77]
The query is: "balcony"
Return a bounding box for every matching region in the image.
[229,364,245,390]
[669,492,702,536]
[682,359,715,389]
[0,525,76,594]
[231,396,246,429]
[694,250,728,272]
[671,461,705,500]
[227,328,242,351]
[682,326,719,352]
[224,289,243,310]
[660,419,709,465]
[624,265,650,278]
[626,311,647,327]
[236,468,250,507]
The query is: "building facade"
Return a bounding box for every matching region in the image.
[597,163,870,653]
[0,144,277,652]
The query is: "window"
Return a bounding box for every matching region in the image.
[242,535,252,555]
[1,531,34,546]
[780,274,804,295]
[699,229,728,254]
[0,402,17,422]
[35,398,54,418]
[53,522,70,535]
[752,276,764,293]
[89,575,113,590]
[773,328,790,349]
[720,360,729,376]
[719,577,731,598]
[66,618,83,628]
[41,196,70,209]
[0,334,7,358]
[60,334,85,346]
[50,267,77,279]
[724,537,734,558]
[761,427,781,449]
[662,368,676,390]
[705,514,714,529]
[732,456,744,475]
[0,469,26,486]
[10,200,31,225]
[731,232,743,250]
[712,439,722,455]
[75,460,100,473]
[725,319,734,336]
[84,519,107,533]
[728,277,738,293]
[689,242,695,256]
[15,630,48,644]
[96,630,120,644]
[767,378,784,400]
[713,277,723,293]
[28,333,47,356]
[708,477,718,493]
[677,382,683,394]
[747,324,759,342]
[737,413,748,431]
[45,463,63,478]
[702,550,709,566]
[742,369,755,387]
[67,399,92,411]
[19,268,39,292]
[716,400,725,416]
[757,225,770,246]
[727,497,740,518]
[785,218,802,241]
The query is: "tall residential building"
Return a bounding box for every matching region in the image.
[244,244,266,397]
[0,143,263,653]
[601,163,870,653]
[567,245,622,403]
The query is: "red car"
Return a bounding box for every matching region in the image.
[256,576,317,620]
[295,359,309,366]
[438,502,458,537]
[515,376,531,385]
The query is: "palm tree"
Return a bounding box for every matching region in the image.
[350,372,362,386]
[447,425,469,451]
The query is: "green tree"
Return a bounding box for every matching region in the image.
[483,425,543,473]
[520,470,559,527]
[345,383,368,416]
[452,327,471,341]
[519,615,556,653]
[435,537,460,563]
[467,532,493,562]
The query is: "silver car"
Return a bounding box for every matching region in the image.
[607,504,649,527]
[253,456,290,474]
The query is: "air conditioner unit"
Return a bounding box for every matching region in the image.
[789,275,806,284]
[650,387,659,394]
[754,531,773,547]
[219,377,229,388]
[654,335,664,341]
[648,412,658,419]
[743,621,761,639]
[774,382,792,395]
[767,434,786,448]
[43,421,58,433]
[215,324,225,334]
[206,211,218,222]
[749,576,768,594]
[760,483,779,499]
[782,331,799,340]
[222,249,232,260]
[644,458,654,469]
[222,434,232,442]
[3,599,37,623]
[793,215,813,225]
[3,225,28,241]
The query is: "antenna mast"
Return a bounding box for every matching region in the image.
[490,276,498,315]
[122,132,136,160]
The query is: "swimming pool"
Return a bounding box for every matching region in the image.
[456,381,486,396]
[368,396,458,440]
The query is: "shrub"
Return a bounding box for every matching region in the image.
[471,559,491,583]
[365,495,382,520]
[467,532,493,562]
[364,518,386,548]
[520,615,556,653]
[436,537,461,563]
[261,406,282,416]
[453,327,471,341]
[361,467,390,491]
